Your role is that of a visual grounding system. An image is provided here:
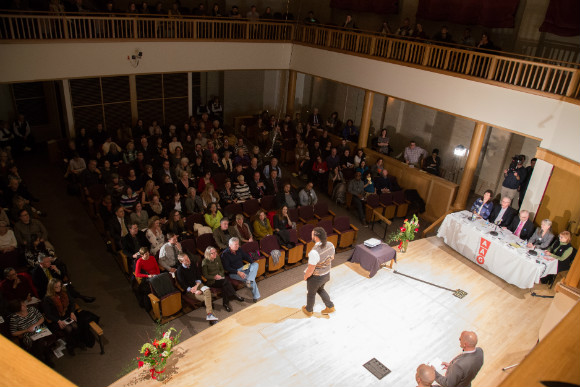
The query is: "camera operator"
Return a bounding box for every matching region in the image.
[501,155,527,207]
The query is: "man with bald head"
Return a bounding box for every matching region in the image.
[434,331,484,387]
[506,210,534,240]
[416,364,435,387]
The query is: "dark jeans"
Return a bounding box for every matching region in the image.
[306,273,333,312]
[351,195,365,221]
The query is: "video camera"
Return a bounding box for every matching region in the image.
[508,154,525,172]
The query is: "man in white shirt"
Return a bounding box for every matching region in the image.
[302,227,335,317]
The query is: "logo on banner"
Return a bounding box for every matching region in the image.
[476,238,490,265]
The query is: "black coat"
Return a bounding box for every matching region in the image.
[489,206,516,228]
[507,218,535,241]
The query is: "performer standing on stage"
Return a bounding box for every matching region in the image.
[302,227,336,317]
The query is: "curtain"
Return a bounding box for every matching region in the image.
[416,0,520,28]
[330,0,398,15]
[539,0,580,37]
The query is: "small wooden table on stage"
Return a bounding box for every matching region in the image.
[349,243,397,278]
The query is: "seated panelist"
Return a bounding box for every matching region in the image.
[488,197,515,227]
[470,190,494,220]
[504,210,534,240]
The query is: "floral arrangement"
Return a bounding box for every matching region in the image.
[137,327,181,380]
[388,214,420,251]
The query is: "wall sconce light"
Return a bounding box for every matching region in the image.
[454,144,467,157]
[128,49,143,68]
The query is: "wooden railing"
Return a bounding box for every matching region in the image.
[1,12,579,101]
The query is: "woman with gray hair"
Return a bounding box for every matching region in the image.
[526,219,555,250]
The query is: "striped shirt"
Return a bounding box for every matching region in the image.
[10,306,44,348]
[235,183,253,201]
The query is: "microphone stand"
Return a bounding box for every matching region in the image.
[490,220,500,236]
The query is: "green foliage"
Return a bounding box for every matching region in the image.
[387,214,420,243]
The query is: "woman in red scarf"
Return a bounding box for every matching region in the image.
[42,278,82,355]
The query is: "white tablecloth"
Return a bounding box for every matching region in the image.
[437,211,558,289]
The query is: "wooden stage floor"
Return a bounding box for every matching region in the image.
[112,237,554,387]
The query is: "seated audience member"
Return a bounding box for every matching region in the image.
[42,278,82,356]
[363,172,376,195]
[221,237,260,302]
[107,206,129,250]
[176,171,194,197]
[488,197,515,227]
[404,140,428,167]
[265,169,282,195]
[147,194,165,219]
[248,171,267,200]
[191,156,206,178]
[200,184,220,209]
[263,157,282,179]
[308,107,323,128]
[1,267,37,302]
[527,219,555,250]
[348,172,366,224]
[253,210,273,240]
[234,175,252,202]
[66,153,86,181]
[433,25,454,44]
[423,149,441,175]
[141,179,159,207]
[184,187,204,215]
[122,223,148,272]
[311,156,329,193]
[276,183,299,209]
[202,246,245,311]
[213,218,233,250]
[470,190,494,220]
[79,159,102,195]
[330,166,346,204]
[434,331,483,387]
[158,175,177,203]
[299,182,318,206]
[145,216,165,256]
[295,141,310,177]
[197,171,216,194]
[166,192,184,215]
[220,179,237,208]
[273,205,294,235]
[0,220,17,253]
[342,119,358,141]
[166,210,188,238]
[340,148,354,169]
[230,162,245,185]
[415,364,436,387]
[325,111,340,133]
[355,160,369,176]
[134,247,160,279]
[221,151,234,173]
[230,214,253,244]
[120,187,139,211]
[176,253,219,323]
[505,210,534,240]
[204,202,223,230]
[353,149,366,168]
[156,160,176,186]
[376,129,390,155]
[14,209,50,248]
[374,169,393,194]
[130,202,149,231]
[31,255,66,299]
[9,300,56,367]
[158,232,183,273]
[244,157,261,181]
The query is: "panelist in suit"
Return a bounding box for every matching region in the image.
[488,197,516,227]
[434,331,484,387]
[505,210,534,241]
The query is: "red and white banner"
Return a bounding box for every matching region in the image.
[476,238,490,265]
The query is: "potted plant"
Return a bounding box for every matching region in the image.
[388,214,420,253]
[137,327,181,381]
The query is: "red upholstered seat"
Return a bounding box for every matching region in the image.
[196,233,217,255]
[223,203,243,218]
[314,202,335,223]
[317,219,339,249]
[240,241,265,278]
[242,199,260,218]
[392,190,409,218]
[260,195,276,212]
[364,193,382,222]
[283,229,305,265]
[333,216,358,249]
[298,205,317,225]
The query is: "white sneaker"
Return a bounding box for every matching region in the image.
[206,313,218,321]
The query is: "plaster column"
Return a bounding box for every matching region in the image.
[452,121,487,210]
[358,90,374,149]
[286,70,297,115]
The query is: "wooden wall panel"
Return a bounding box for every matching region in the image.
[535,148,580,249]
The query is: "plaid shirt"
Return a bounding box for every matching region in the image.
[404,146,428,164]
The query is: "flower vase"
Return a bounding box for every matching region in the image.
[151,367,166,382]
[400,240,409,253]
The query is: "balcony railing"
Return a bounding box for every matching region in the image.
[1,12,579,101]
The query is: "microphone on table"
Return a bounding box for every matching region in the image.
[490,219,500,236]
